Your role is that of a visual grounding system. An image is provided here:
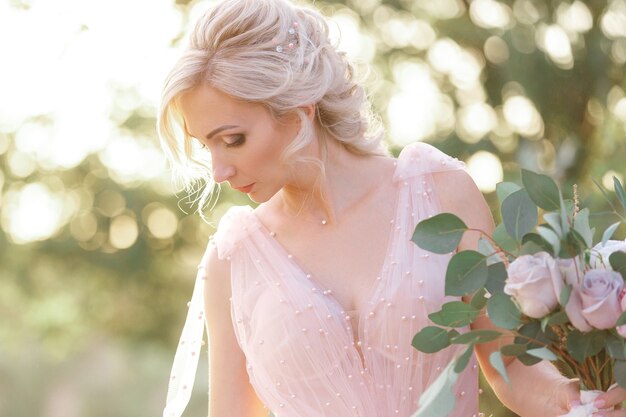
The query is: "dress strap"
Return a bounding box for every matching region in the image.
[162,242,212,417]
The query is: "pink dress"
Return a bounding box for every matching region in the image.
[163,142,479,417]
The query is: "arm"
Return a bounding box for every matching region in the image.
[204,245,268,417]
[433,169,578,416]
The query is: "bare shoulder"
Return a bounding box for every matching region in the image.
[431,169,495,250]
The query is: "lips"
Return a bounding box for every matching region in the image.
[234,183,255,193]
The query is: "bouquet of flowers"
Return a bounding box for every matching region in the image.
[410,169,626,417]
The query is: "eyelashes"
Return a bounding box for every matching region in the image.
[198,134,245,150]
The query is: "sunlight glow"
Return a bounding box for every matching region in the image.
[603,170,625,191]
[503,96,544,138]
[147,207,178,239]
[457,103,497,143]
[466,151,503,193]
[1,183,68,244]
[557,1,593,34]
[328,10,376,62]
[601,2,626,39]
[469,0,512,29]
[539,25,574,69]
[109,214,139,250]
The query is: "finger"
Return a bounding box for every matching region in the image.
[591,409,626,417]
[595,387,626,409]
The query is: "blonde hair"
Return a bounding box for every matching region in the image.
[157,0,387,216]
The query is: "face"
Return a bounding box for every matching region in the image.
[178,83,301,202]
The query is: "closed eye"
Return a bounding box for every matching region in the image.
[224,134,245,148]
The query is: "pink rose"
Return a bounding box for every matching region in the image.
[590,239,626,269]
[558,258,592,332]
[504,252,563,318]
[580,269,623,329]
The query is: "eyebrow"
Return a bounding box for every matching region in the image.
[205,125,239,140]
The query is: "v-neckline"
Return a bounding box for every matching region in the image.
[249,176,403,367]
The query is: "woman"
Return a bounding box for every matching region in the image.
[157,0,626,416]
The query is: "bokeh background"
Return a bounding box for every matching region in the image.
[1,0,625,416]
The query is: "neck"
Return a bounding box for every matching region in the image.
[276,139,382,226]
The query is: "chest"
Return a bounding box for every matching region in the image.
[264,187,399,315]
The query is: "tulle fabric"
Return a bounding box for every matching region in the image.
[163,142,479,417]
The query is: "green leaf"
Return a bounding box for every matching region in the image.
[485,262,507,296]
[560,284,572,307]
[477,237,502,265]
[487,293,521,330]
[411,359,458,417]
[615,360,626,390]
[515,322,558,348]
[496,182,522,204]
[609,251,626,281]
[537,225,560,256]
[547,310,569,326]
[559,192,570,236]
[454,344,475,373]
[470,288,488,310]
[602,222,622,247]
[501,344,528,357]
[451,329,502,345]
[617,311,626,327]
[521,169,561,211]
[489,351,510,384]
[412,326,451,353]
[527,347,557,361]
[567,330,606,363]
[429,302,481,328]
[412,213,468,254]
[501,189,538,241]
[607,334,626,360]
[444,251,488,296]
[615,176,626,213]
[543,212,563,237]
[493,223,518,253]
[573,208,593,248]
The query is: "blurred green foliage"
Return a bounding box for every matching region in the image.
[1,0,626,416]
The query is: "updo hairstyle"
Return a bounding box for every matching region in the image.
[157,0,387,214]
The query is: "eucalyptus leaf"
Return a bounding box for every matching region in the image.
[501,344,528,357]
[543,212,563,237]
[412,326,450,353]
[559,284,572,307]
[521,169,561,211]
[521,233,553,254]
[496,182,522,205]
[566,330,606,363]
[412,213,468,254]
[486,293,521,330]
[501,189,538,241]
[478,237,502,265]
[493,223,518,253]
[444,250,488,296]
[454,344,475,373]
[537,225,560,256]
[527,347,557,361]
[411,359,458,417]
[573,208,592,248]
[486,262,507,296]
[609,251,626,281]
[489,351,510,384]
[615,360,626,390]
[602,222,622,247]
[470,288,488,310]
[559,192,570,235]
[451,329,501,345]
[615,176,626,213]
[429,302,480,328]
[607,334,626,360]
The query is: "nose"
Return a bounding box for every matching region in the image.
[210,155,236,184]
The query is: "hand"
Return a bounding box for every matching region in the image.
[591,385,626,417]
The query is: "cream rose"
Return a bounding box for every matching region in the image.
[590,239,626,270]
[580,269,623,329]
[504,252,563,318]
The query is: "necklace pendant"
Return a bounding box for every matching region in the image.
[321,219,327,225]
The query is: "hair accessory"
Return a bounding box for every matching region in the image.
[275,22,300,52]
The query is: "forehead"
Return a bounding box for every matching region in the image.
[177,84,267,137]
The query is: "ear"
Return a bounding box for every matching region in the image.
[298,104,316,123]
